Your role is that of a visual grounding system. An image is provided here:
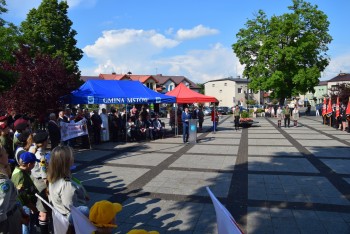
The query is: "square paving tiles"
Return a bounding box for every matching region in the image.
[288,134,331,140]
[140,143,184,153]
[248,139,292,146]
[117,197,217,233]
[320,158,350,174]
[306,146,350,158]
[199,137,241,145]
[246,208,350,234]
[248,157,319,173]
[248,134,285,139]
[248,129,280,134]
[170,154,236,170]
[206,132,242,138]
[187,144,239,155]
[74,149,115,162]
[248,146,302,156]
[106,152,172,166]
[143,170,232,197]
[296,139,347,147]
[74,165,149,189]
[248,174,350,205]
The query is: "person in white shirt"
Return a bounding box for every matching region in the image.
[100,108,109,142]
[276,106,283,127]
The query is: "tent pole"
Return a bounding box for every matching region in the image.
[213,103,216,133]
[125,104,128,142]
[175,103,178,137]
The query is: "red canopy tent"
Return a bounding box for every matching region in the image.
[166,83,219,134]
[166,83,218,103]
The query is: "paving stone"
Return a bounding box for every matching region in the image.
[306,146,350,157]
[107,152,173,166]
[170,154,236,170]
[320,158,350,174]
[248,146,302,156]
[297,139,348,147]
[248,157,319,173]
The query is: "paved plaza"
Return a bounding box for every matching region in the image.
[72,115,350,234]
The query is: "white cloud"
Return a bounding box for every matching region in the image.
[81,28,242,84]
[83,29,180,75]
[176,24,219,40]
[154,43,243,83]
[323,53,350,80]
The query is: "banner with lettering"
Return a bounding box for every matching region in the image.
[60,119,88,141]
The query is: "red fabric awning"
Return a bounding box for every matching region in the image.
[166,83,218,103]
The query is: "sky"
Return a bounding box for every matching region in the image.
[3,0,350,84]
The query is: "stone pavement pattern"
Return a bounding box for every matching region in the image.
[72,116,350,233]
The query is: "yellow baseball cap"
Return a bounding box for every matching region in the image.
[89,200,122,228]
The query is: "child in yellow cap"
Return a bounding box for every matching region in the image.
[89,200,122,233]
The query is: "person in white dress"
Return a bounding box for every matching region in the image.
[292,106,300,127]
[100,108,110,142]
[276,106,283,127]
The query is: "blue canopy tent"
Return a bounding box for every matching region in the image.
[61,80,176,142]
[61,80,176,104]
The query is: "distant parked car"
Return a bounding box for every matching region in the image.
[217,106,230,115]
[203,107,212,116]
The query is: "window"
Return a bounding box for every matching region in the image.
[146,83,154,90]
[219,90,222,93]
[238,88,242,94]
[212,84,215,87]
[169,85,173,91]
[224,83,227,86]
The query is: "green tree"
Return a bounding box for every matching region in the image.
[196,83,204,94]
[0,0,21,92]
[20,0,83,75]
[232,0,332,105]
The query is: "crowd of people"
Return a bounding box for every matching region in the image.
[0,109,161,233]
[323,103,349,131]
[264,105,301,127]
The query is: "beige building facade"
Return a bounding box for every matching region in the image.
[204,77,262,107]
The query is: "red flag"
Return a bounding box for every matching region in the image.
[346,97,350,116]
[326,98,332,116]
[336,96,340,118]
[322,97,327,116]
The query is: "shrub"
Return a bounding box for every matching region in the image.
[241,111,249,118]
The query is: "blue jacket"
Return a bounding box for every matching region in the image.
[181,111,191,125]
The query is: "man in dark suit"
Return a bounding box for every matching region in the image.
[181,107,191,143]
[47,113,61,150]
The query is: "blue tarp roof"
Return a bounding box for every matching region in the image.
[61,80,176,104]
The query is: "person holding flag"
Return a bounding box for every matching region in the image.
[326,97,333,126]
[336,96,340,129]
[322,97,327,124]
[340,104,348,131]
